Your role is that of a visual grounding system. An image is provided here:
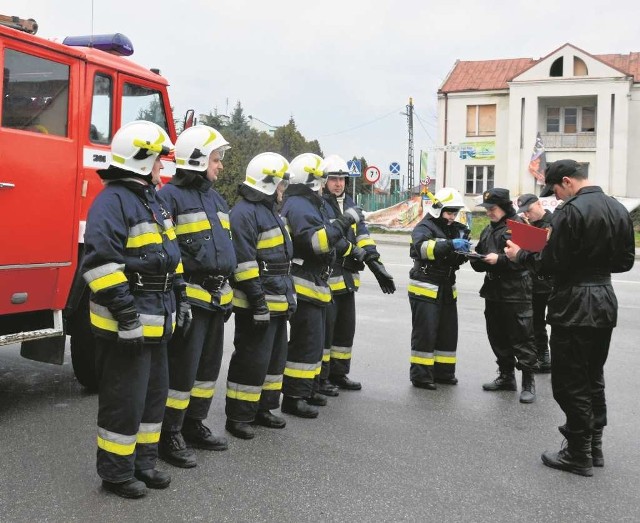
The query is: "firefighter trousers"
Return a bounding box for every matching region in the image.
[550,325,611,435]
[409,295,458,384]
[284,299,326,399]
[532,291,551,356]
[322,292,356,380]
[95,337,168,483]
[484,300,537,373]
[163,306,224,432]
[225,313,288,422]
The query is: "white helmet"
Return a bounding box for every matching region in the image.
[289,153,325,191]
[428,187,467,218]
[110,120,173,176]
[244,152,291,195]
[174,125,230,171]
[322,154,350,177]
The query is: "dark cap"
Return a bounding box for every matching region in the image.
[516,193,538,213]
[540,159,583,197]
[478,187,511,208]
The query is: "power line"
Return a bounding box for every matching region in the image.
[318,107,404,138]
[414,111,435,144]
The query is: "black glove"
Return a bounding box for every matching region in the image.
[113,304,144,350]
[367,259,396,294]
[252,297,270,329]
[176,289,193,337]
[334,206,364,233]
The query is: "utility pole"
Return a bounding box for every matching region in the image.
[401,97,415,195]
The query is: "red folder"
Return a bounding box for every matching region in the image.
[507,219,548,253]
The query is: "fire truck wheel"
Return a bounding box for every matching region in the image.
[69,288,99,392]
[70,332,98,392]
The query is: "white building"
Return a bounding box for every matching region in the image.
[436,43,640,208]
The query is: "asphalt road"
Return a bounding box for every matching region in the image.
[1,242,639,522]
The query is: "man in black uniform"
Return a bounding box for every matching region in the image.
[470,188,538,404]
[516,194,553,372]
[505,160,635,476]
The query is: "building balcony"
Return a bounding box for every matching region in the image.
[540,132,596,149]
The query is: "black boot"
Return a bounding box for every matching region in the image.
[329,375,362,390]
[225,420,256,440]
[281,396,319,418]
[541,434,593,477]
[519,371,536,403]
[536,347,551,373]
[318,379,340,397]
[134,468,171,489]
[253,410,286,429]
[592,429,604,467]
[182,418,228,451]
[435,376,458,385]
[306,392,328,406]
[159,431,197,468]
[482,370,517,391]
[102,478,147,499]
[412,380,437,390]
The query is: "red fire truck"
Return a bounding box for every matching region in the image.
[0,16,180,389]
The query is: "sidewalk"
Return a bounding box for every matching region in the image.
[371,232,640,259]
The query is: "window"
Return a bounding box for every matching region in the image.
[465,165,494,195]
[546,106,596,134]
[573,57,588,76]
[90,74,112,144]
[121,83,168,132]
[466,104,496,137]
[2,49,70,136]
[550,57,563,77]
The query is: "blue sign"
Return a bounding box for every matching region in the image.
[389,162,401,174]
[347,159,361,177]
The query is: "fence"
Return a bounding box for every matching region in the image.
[356,190,412,212]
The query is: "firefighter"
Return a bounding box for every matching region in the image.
[157,125,236,468]
[470,188,538,404]
[505,160,635,476]
[225,152,296,439]
[516,194,553,372]
[320,155,396,395]
[408,187,470,389]
[280,152,363,418]
[82,120,188,498]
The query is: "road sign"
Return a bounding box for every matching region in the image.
[389,162,401,174]
[364,165,380,184]
[347,159,361,177]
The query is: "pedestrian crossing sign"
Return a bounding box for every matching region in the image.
[347,159,361,177]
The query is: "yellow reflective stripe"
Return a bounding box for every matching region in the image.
[191,387,215,398]
[89,312,164,337]
[343,243,353,257]
[311,228,330,254]
[329,279,347,292]
[235,268,260,281]
[294,283,332,303]
[453,287,458,299]
[330,352,351,360]
[164,227,177,240]
[88,271,127,292]
[408,283,438,299]
[136,432,160,444]
[97,436,135,456]
[217,212,230,230]
[175,261,184,274]
[283,367,316,379]
[257,235,284,249]
[126,232,163,248]
[166,397,190,409]
[410,355,434,365]
[435,355,457,364]
[357,238,375,248]
[220,288,233,305]
[175,220,211,235]
[322,352,330,362]
[267,301,289,312]
[232,295,250,309]
[354,277,360,289]
[262,381,282,391]
[186,285,212,303]
[425,240,437,261]
[226,390,261,402]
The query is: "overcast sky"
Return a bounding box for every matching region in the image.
[5,0,639,181]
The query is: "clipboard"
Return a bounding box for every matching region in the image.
[507,219,548,253]
[455,251,486,259]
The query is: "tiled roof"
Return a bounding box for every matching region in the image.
[439,52,640,93]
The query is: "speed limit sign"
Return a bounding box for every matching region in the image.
[364,165,381,184]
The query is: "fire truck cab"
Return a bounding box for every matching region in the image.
[0,19,178,389]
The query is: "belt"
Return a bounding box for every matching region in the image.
[127,272,174,292]
[186,273,228,292]
[292,259,333,281]
[259,260,291,276]
[418,263,455,279]
[486,271,528,281]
